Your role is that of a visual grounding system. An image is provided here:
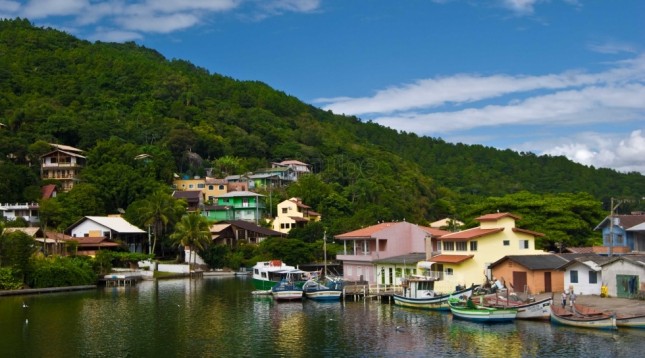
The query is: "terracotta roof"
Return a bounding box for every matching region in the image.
[437,228,504,241]
[290,200,311,209]
[289,216,309,222]
[428,254,474,264]
[3,227,44,237]
[172,190,202,199]
[476,212,521,221]
[512,227,545,237]
[418,226,451,237]
[335,222,400,239]
[41,184,57,199]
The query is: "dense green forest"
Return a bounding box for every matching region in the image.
[1,18,644,253]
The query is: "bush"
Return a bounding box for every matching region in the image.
[27,256,97,288]
[0,267,23,290]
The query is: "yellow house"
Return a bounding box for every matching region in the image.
[272,197,321,234]
[172,176,228,203]
[426,212,547,292]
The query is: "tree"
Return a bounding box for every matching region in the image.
[0,231,37,282]
[169,213,211,267]
[127,190,186,255]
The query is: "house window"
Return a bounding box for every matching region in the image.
[189,184,194,189]
[519,240,529,249]
[280,223,285,229]
[456,242,467,251]
[503,240,510,246]
[209,185,214,190]
[197,184,205,189]
[219,185,225,190]
[589,271,597,284]
[443,241,454,251]
[445,268,453,276]
[570,270,578,283]
[470,241,478,251]
[615,234,624,244]
[282,208,288,214]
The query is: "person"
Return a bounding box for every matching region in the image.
[569,291,577,312]
[561,291,567,308]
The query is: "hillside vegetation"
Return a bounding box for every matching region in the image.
[1,19,643,250]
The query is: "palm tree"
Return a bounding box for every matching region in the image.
[169,213,211,268]
[136,190,186,255]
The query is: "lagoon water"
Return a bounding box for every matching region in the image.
[1,276,644,357]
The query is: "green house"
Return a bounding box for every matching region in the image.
[202,191,266,224]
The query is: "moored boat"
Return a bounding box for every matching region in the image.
[303,277,343,301]
[252,260,296,290]
[480,294,552,320]
[448,298,518,323]
[615,313,645,329]
[393,276,477,311]
[550,304,617,330]
[271,275,305,301]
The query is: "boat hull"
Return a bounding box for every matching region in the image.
[393,285,476,311]
[550,306,617,330]
[272,289,303,301]
[616,314,645,329]
[304,289,342,301]
[449,303,517,323]
[483,296,552,320]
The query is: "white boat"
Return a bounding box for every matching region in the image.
[303,277,343,301]
[550,304,617,330]
[271,269,308,301]
[480,294,552,320]
[394,275,477,311]
[252,260,297,290]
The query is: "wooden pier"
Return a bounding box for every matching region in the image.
[342,281,403,303]
[102,274,142,287]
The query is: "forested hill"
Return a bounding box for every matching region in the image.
[0,19,643,239]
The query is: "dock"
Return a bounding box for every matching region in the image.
[342,281,402,302]
[102,273,142,287]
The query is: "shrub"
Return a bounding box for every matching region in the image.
[27,256,97,288]
[0,267,23,290]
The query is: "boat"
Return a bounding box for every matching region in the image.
[393,275,477,311]
[550,304,617,330]
[615,313,645,329]
[480,293,552,320]
[271,273,305,301]
[302,231,344,301]
[448,297,518,323]
[303,277,343,301]
[252,260,297,290]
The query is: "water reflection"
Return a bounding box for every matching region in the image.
[1,277,644,357]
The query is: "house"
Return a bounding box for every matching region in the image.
[0,202,39,225]
[172,190,203,212]
[271,160,312,180]
[272,197,321,234]
[489,254,569,294]
[65,216,147,253]
[253,167,296,185]
[335,221,449,285]
[210,220,285,247]
[40,144,85,192]
[206,191,266,224]
[558,255,614,296]
[171,176,228,203]
[594,213,645,252]
[41,184,58,199]
[429,212,547,292]
[598,255,645,298]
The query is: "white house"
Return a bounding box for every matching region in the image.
[66,216,147,253]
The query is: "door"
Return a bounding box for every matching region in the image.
[513,271,528,293]
[544,272,552,292]
[616,275,639,298]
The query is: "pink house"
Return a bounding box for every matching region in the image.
[335,221,449,285]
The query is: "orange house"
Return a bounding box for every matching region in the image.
[489,254,569,294]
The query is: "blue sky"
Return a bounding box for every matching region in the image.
[2,1,644,174]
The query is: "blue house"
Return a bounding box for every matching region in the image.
[594,214,645,252]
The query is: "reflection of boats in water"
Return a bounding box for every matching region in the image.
[448,298,517,323]
[550,304,616,330]
[393,262,477,310]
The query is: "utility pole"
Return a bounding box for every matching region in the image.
[608,198,622,257]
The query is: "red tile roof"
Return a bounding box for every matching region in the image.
[512,228,545,237]
[335,222,400,239]
[418,226,451,237]
[428,254,474,264]
[476,212,521,221]
[437,228,504,241]
[41,184,57,199]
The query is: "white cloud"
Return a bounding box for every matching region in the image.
[89,28,143,42]
[0,1,21,14]
[501,0,540,15]
[588,40,639,55]
[117,13,200,33]
[543,130,645,174]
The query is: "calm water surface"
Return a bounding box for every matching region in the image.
[1,276,644,357]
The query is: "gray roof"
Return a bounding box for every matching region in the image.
[491,254,569,270]
[217,190,264,198]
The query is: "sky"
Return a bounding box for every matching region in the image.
[2,0,645,174]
